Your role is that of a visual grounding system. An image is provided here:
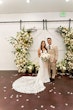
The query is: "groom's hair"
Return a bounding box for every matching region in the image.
[47,38,51,40]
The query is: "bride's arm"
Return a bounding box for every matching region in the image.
[38,48,41,57]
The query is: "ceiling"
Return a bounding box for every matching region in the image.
[0,0,73,14]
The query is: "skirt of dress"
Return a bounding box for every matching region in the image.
[12,58,50,94]
[12,76,46,94]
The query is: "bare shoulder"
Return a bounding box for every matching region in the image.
[38,48,41,52]
[38,48,41,57]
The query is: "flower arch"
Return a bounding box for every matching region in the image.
[10,27,73,76]
[57,26,73,77]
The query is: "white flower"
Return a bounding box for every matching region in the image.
[62,66,66,70]
[41,53,50,62]
[27,65,33,73]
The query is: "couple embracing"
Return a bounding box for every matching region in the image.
[12,38,58,94]
[38,38,58,83]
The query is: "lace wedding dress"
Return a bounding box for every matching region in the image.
[12,50,50,94]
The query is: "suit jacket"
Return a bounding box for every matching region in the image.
[47,45,58,62]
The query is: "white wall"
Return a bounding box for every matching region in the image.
[0,12,73,70]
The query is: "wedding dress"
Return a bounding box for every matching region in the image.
[12,50,50,94]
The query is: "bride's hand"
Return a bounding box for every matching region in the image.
[38,48,41,57]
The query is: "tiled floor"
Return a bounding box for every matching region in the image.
[0,71,73,110]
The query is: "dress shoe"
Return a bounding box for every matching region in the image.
[51,78,55,82]
[50,78,55,82]
[50,78,52,82]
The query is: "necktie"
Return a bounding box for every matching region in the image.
[49,45,51,50]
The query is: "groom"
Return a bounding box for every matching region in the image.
[47,38,58,82]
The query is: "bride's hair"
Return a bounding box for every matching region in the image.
[40,40,47,52]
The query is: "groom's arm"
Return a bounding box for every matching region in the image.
[54,46,58,62]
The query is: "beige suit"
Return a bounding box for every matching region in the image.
[47,45,58,79]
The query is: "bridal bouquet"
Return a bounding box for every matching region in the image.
[41,52,50,62]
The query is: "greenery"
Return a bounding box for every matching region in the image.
[57,26,73,77]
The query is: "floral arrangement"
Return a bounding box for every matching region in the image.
[56,60,67,73]
[10,28,34,73]
[41,52,50,62]
[57,26,73,76]
[25,61,40,74]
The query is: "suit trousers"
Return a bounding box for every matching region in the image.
[48,61,56,79]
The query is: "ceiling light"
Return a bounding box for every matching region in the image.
[26,0,30,3]
[65,0,70,2]
[0,0,3,4]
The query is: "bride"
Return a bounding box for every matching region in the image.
[12,40,50,94]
